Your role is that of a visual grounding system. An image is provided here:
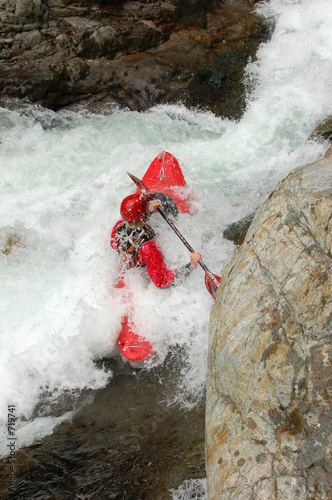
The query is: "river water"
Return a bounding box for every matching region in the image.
[0,0,331,497]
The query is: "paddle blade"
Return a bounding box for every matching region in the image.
[127,172,150,195]
[205,271,221,300]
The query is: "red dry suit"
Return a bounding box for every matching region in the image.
[110,220,179,288]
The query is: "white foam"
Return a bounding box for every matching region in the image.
[171,478,207,499]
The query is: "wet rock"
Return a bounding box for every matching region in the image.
[223,212,255,246]
[206,154,332,498]
[0,233,24,254]
[0,224,27,254]
[312,116,332,142]
[0,353,206,499]
[0,0,271,117]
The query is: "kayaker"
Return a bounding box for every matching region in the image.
[110,194,201,288]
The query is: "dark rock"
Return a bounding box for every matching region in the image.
[223,212,255,245]
[312,117,332,142]
[0,0,272,116]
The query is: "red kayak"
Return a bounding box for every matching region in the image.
[134,151,192,215]
[116,151,192,363]
[115,277,153,362]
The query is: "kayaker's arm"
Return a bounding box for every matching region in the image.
[139,240,176,288]
[172,252,202,284]
[139,240,201,288]
[147,193,178,218]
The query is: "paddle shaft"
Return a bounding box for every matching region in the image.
[155,206,219,286]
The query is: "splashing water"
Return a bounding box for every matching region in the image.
[0,0,331,456]
[171,478,207,499]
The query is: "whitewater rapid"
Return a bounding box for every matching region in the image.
[1,0,331,457]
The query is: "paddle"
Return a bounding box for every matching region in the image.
[127,172,221,300]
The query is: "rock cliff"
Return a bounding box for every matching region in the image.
[206,153,332,498]
[0,0,269,116]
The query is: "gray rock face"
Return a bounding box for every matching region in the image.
[206,154,332,499]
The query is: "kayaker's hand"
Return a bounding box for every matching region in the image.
[149,200,161,213]
[190,252,202,269]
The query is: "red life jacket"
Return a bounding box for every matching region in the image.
[113,221,156,269]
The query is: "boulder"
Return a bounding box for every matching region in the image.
[206,155,332,498]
